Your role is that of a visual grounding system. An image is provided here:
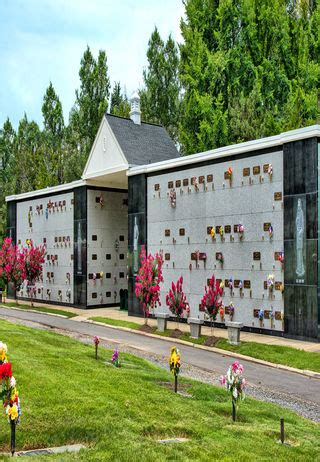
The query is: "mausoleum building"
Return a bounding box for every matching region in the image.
[5,95,320,341]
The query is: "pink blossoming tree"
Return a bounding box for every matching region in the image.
[200,274,223,334]
[0,238,26,303]
[166,276,189,327]
[22,241,46,307]
[135,246,164,324]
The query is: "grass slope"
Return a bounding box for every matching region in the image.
[90,316,320,373]
[0,320,318,461]
[1,302,77,318]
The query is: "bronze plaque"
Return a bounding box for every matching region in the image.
[263,164,270,173]
[207,226,213,235]
[274,192,282,201]
[275,311,282,321]
[224,171,231,180]
[207,278,211,285]
[264,281,268,290]
[244,280,251,289]
[264,222,271,231]
[199,176,205,184]
[179,228,185,236]
[207,174,213,183]
[234,280,240,288]
[224,225,231,234]
[233,224,239,233]
[183,178,189,186]
[175,180,181,188]
[199,252,207,260]
[191,253,197,261]
[253,252,261,260]
[224,279,229,287]
[165,229,170,237]
[243,167,250,177]
[253,165,260,175]
[264,310,270,319]
[275,281,282,290]
[191,177,197,185]
[215,225,221,233]
[253,309,259,318]
[225,306,230,315]
[168,181,174,189]
[165,253,170,261]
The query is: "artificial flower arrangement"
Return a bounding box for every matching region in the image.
[0,341,21,456]
[258,308,264,327]
[267,274,275,291]
[169,346,181,392]
[99,194,104,207]
[268,225,273,239]
[267,163,273,179]
[169,189,176,208]
[228,277,233,292]
[200,275,223,332]
[216,252,224,265]
[278,251,284,269]
[238,280,243,293]
[219,226,224,238]
[135,246,164,324]
[93,336,100,360]
[226,167,233,184]
[166,276,188,321]
[219,306,225,322]
[220,361,246,422]
[112,349,120,367]
[210,227,215,239]
[192,177,199,191]
[228,302,235,321]
[238,224,244,239]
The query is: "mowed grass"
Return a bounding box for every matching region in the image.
[0,320,319,461]
[90,317,320,373]
[1,301,77,318]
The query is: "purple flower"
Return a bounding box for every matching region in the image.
[112,349,119,363]
[93,336,100,346]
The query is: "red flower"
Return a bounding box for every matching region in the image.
[0,362,12,378]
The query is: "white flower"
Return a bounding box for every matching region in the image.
[10,377,16,388]
[233,388,238,399]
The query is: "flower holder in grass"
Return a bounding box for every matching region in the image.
[112,349,121,367]
[220,361,246,422]
[93,336,100,359]
[0,341,21,456]
[169,346,180,393]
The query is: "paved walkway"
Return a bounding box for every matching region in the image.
[0,306,319,409]
[11,301,320,352]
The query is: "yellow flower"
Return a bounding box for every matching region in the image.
[219,226,224,236]
[169,346,180,372]
[210,227,215,238]
[7,404,18,421]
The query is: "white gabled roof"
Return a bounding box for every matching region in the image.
[5,180,87,202]
[127,124,320,176]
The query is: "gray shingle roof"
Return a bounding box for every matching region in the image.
[105,114,179,165]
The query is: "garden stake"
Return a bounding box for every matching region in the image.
[280,418,285,444]
[10,419,16,456]
[174,373,178,393]
[95,343,98,360]
[232,401,236,422]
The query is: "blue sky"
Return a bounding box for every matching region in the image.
[0,0,184,128]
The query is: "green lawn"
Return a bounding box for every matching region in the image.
[0,320,317,461]
[90,317,320,373]
[1,302,77,318]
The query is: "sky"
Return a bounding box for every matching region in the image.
[0,0,184,129]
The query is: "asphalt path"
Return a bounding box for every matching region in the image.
[0,306,319,407]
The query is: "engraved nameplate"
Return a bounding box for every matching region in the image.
[274,192,282,201]
[183,178,189,186]
[165,229,170,237]
[244,280,251,289]
[168,181,174,189]
[275,281,282,290]
[207,226,213,235]
[175,180,181,188]
[253,252,261,261]
[165,253,170,261]
[207,174,213,183]
[224,225,231,234]
[263,164,270,173]
[264,222,271,231]
[253,166,260,175]
[275,311,282,321]
[253,309,259,318]
[199,176,205,184]
[179,228,185,236]
[243,167,250,177]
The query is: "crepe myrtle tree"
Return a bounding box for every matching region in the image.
[200,274,223,334]
[22,241,46,307]
[135,246,164,324]
[0,238,25,303]
[166,276,189,328]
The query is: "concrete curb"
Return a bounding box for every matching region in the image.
[0,304,71,319]
[84,319,320,379]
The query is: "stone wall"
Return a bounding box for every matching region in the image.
[147,149,284,331]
